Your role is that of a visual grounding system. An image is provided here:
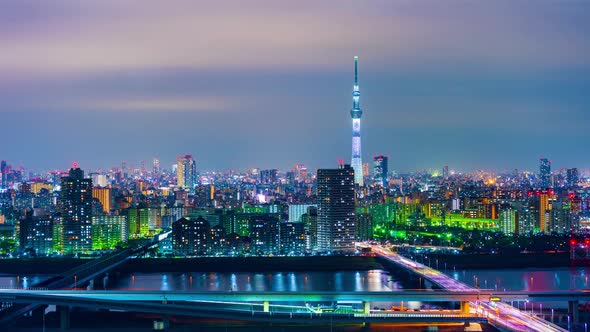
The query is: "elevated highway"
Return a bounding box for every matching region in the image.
[368,244,569,332]
[0,231,170,325]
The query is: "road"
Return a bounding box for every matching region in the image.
[369,244,567,332]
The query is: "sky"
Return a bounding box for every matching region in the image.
[1,0,589,173]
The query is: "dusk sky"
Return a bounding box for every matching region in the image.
[1,0,589,173]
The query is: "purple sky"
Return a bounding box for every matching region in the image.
[1,0,589,173]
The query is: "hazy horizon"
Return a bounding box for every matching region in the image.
[1,1,589,173]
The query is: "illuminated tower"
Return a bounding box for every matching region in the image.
[350,56,363,186]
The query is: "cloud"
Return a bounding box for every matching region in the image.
[0,0,588,77]
[63,96,235,112]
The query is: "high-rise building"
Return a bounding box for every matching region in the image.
[59,167,93,253]
[153,158,160,175]
[249,216,280,254]
[539,158,551,188]
[373,155,388,187]
[176,155,197,189]
[302,206,318,252]
[442,165,449,179]
[90,173,108,187]
[92,215,128,250]
[172,216,210,255]
[350,56,364,186]
[317,164,356,253]
[567,168,579,189]
[260,169,278,185]
[355,213,373,241]
[294,164,308,182]
[362,162,370,181]
[92,187,112,214]
[127,207,150,238]
[0,160,7,189]
[19,215,54,255]
[549,202,572,234]
[279,221,305,255]
[499,208,518,234]
[529,191,550,233]
[288,204,317,223]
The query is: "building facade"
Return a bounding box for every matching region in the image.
[317,164,356,253]
[60,167,93,253]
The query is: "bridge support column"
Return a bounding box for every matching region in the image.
[263,301,270,313]
[362,301,371,314]
[460,301,470,315]
[58,305,70,330]
[568,300,579,325]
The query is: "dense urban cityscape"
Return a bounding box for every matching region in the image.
[1,155,588,258]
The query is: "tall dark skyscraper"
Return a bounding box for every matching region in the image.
[0,160,7,189]
[317,164,356,253]
[60,167,93,253]
[567,168,579,189]
[373,155,388,187]
[539,158,551,188]
[350,56,364,186]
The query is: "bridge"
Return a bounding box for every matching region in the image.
[0,231,170,325]
[368,244,571,332]
[0,289,489,325]
[1,288,590,329]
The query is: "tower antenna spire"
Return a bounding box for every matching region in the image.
[354,55,358,86]
[350,56,363,186]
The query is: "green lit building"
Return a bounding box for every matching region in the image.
[92,215,128,250]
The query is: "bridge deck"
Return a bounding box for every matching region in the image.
[369,244,567,332]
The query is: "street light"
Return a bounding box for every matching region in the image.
[551,308,554,323]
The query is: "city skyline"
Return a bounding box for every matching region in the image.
[1,1,589,172]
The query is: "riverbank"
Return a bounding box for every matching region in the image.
[0,252,579,275]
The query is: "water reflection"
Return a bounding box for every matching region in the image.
[450,267,590,291]
[111,270,403,292]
